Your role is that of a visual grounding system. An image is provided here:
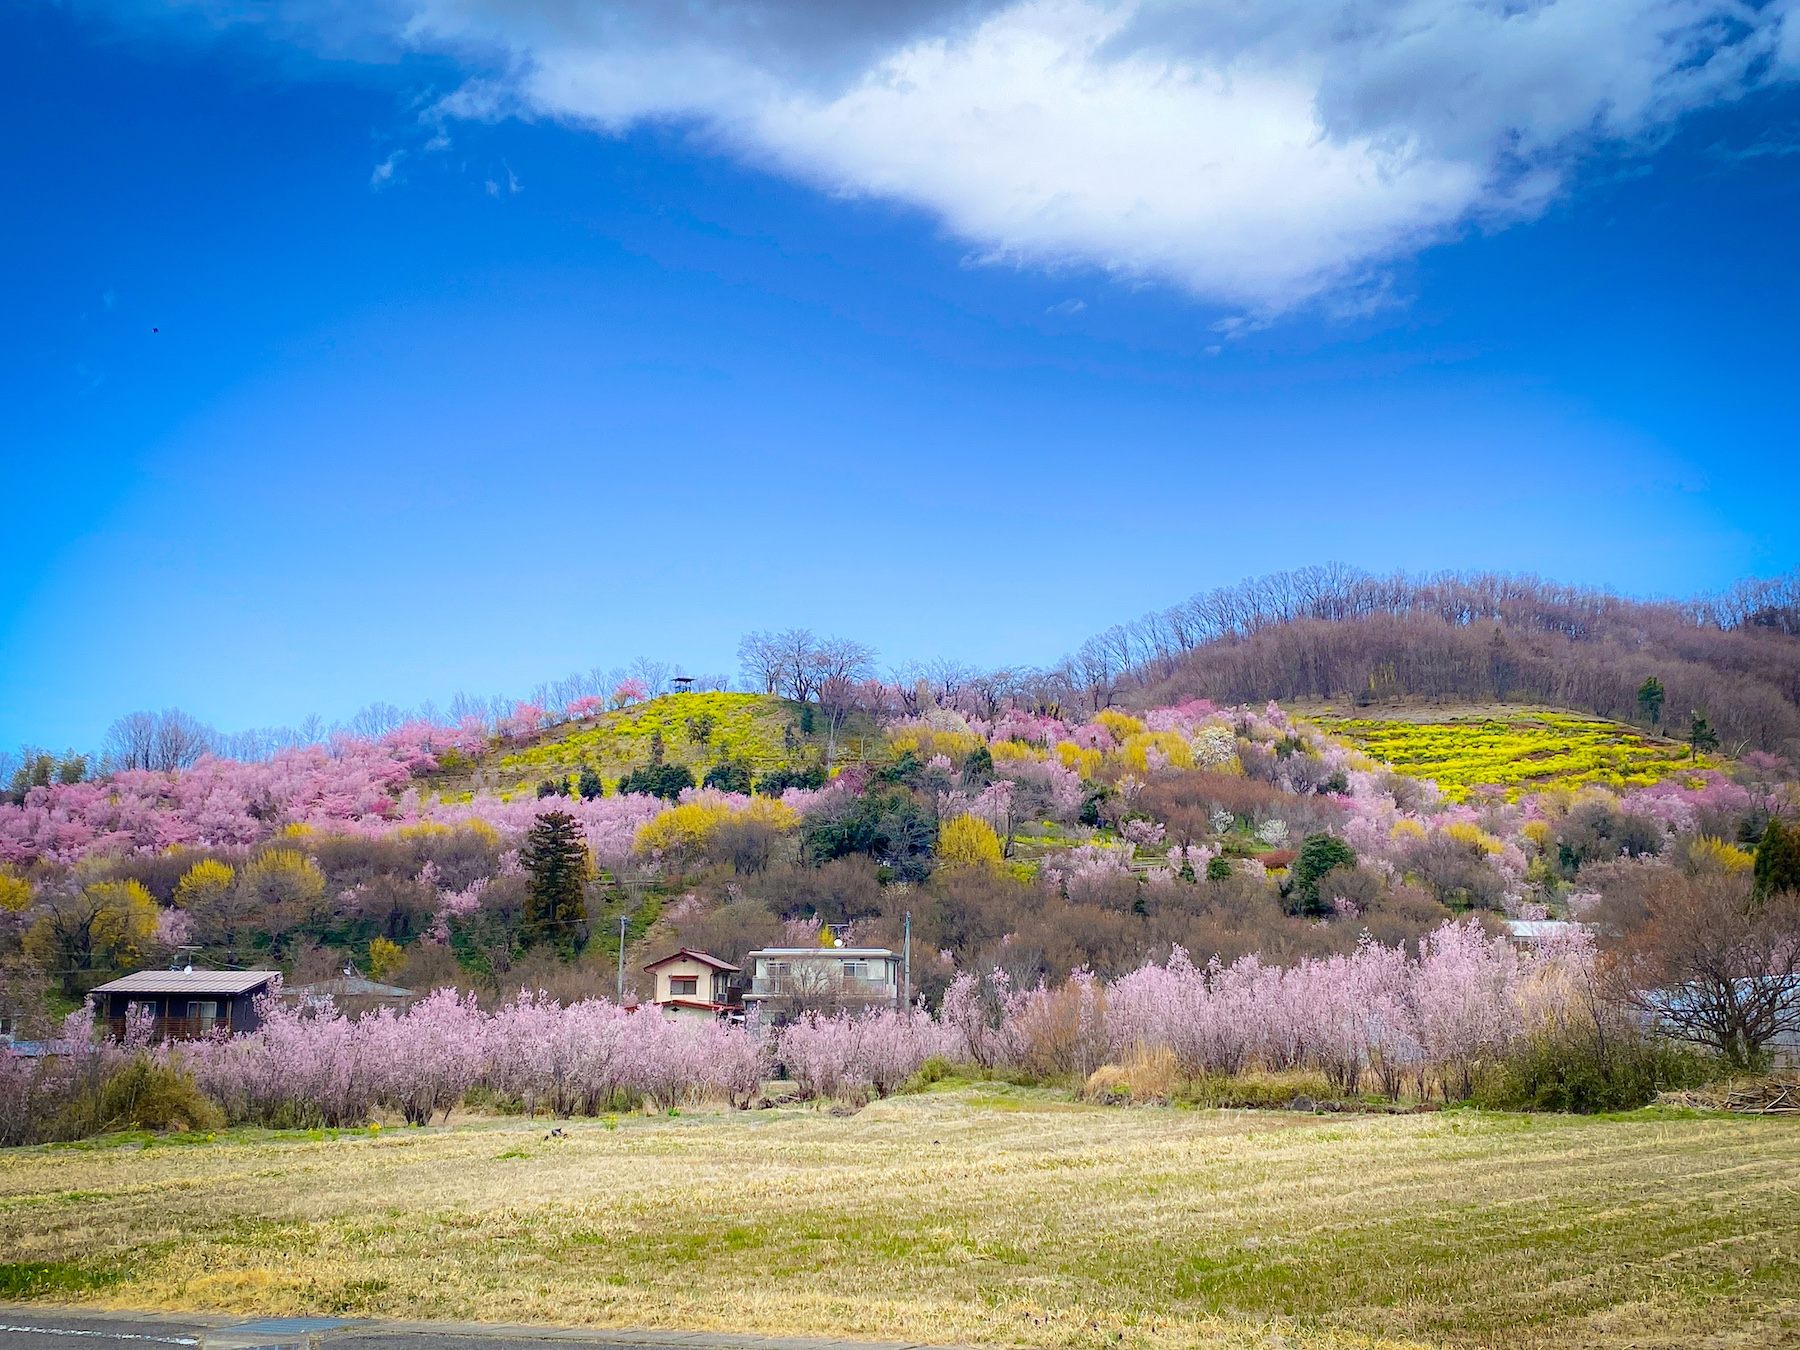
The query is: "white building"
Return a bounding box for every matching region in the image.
[742,946,901,1018]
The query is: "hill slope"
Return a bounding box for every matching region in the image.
[433,692,886,797]
[1109,567,1800,758]
[1304,704,1713,802]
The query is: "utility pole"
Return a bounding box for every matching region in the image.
[903,910,912,1010]
[617,914,628,1004]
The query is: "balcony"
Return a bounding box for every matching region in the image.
[105,1015,224,1041]
[747,977,897,1002]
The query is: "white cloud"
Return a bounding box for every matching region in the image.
[370,149,403,188]
[1046,298,1087,315]
[189,0,1800,315]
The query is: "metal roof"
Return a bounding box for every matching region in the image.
[90,970,280,997]
[1502,920,1584,940]
[291,975,414,999]
[746,947,897,958]
[643,947,740,973]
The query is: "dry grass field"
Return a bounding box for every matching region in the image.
[2,1085,1798,1350]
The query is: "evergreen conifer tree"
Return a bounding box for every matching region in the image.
[521,810,589,952]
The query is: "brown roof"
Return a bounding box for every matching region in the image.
[642,947,739,973]
[90,970,279,997]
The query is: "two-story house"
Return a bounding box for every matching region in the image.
[742,946,901,1020]
[643,948,742,1019]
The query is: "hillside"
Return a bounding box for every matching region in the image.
[433,692,886,798]
[1301,703,1714,803]
[1105,567,1800,759]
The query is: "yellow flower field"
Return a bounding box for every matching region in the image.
[1310,709,1710,801]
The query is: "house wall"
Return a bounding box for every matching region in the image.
[749,955,899,1005]
[653,956,724,1005]
[101,987,269,1037]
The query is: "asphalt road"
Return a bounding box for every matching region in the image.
[0,1311,937,1350]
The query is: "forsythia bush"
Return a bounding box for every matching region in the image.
[635,795,799,857]
[174,858,235,908]
[1094,709,1146,740]
[0,870,31,912]
[1688,835,1754,872]
[1444,821,1504,855]
[938,814,1004,869]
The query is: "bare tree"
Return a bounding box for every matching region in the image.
[1608,869,1800,1070]
[767,959,853,1019]
[150,709,215,770]
[817,674,884,767]
[101,708,214,772]
[630,656,674,695]
[737,631,786,695]
[815,636,876,689]
[347,702,406,740]
[774,628,822,701]
[102,711,158,771]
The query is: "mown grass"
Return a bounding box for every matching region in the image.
[1309,707,1711,801]
[2,1087,1796,1348]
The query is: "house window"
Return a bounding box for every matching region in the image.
[669,976,698,997]
[842,961,869,980]
[188,1000,221,1031]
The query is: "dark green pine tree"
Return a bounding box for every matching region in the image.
[1753,817,1800,907]
[521,809,590,952]
[1636,676,1665,728]
[1291,833,1357,915]
[1687,710,1720,760]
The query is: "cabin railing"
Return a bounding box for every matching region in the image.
[748,977,897,1000]
[104,1015,223,1042]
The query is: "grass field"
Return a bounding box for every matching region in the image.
[2,1086,1796,1349]
[1306,707,1711,801]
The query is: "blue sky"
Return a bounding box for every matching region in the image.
[4,0,1799,751]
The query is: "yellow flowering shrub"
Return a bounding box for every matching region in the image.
[0,871,32,913]
[174,858,235,909]
[1055,743,1103,778]
[992,739,1048,765]
[240,849,326,910]
[88,880,157,962]
[393,821,452,842]
[368,936,404,982]
[891,728,985,763]
[1119,730,1195,774]
[1390,819,1427,843]
[457,818,501,847]
[938,814,1004,869]
[635,797,798,856]
[1688,836,1755,873]
[1444,821,1504,855]
[1095,709,1146,740]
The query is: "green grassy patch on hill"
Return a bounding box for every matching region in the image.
[489,693,887,792]
[1309,707,1713,802]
